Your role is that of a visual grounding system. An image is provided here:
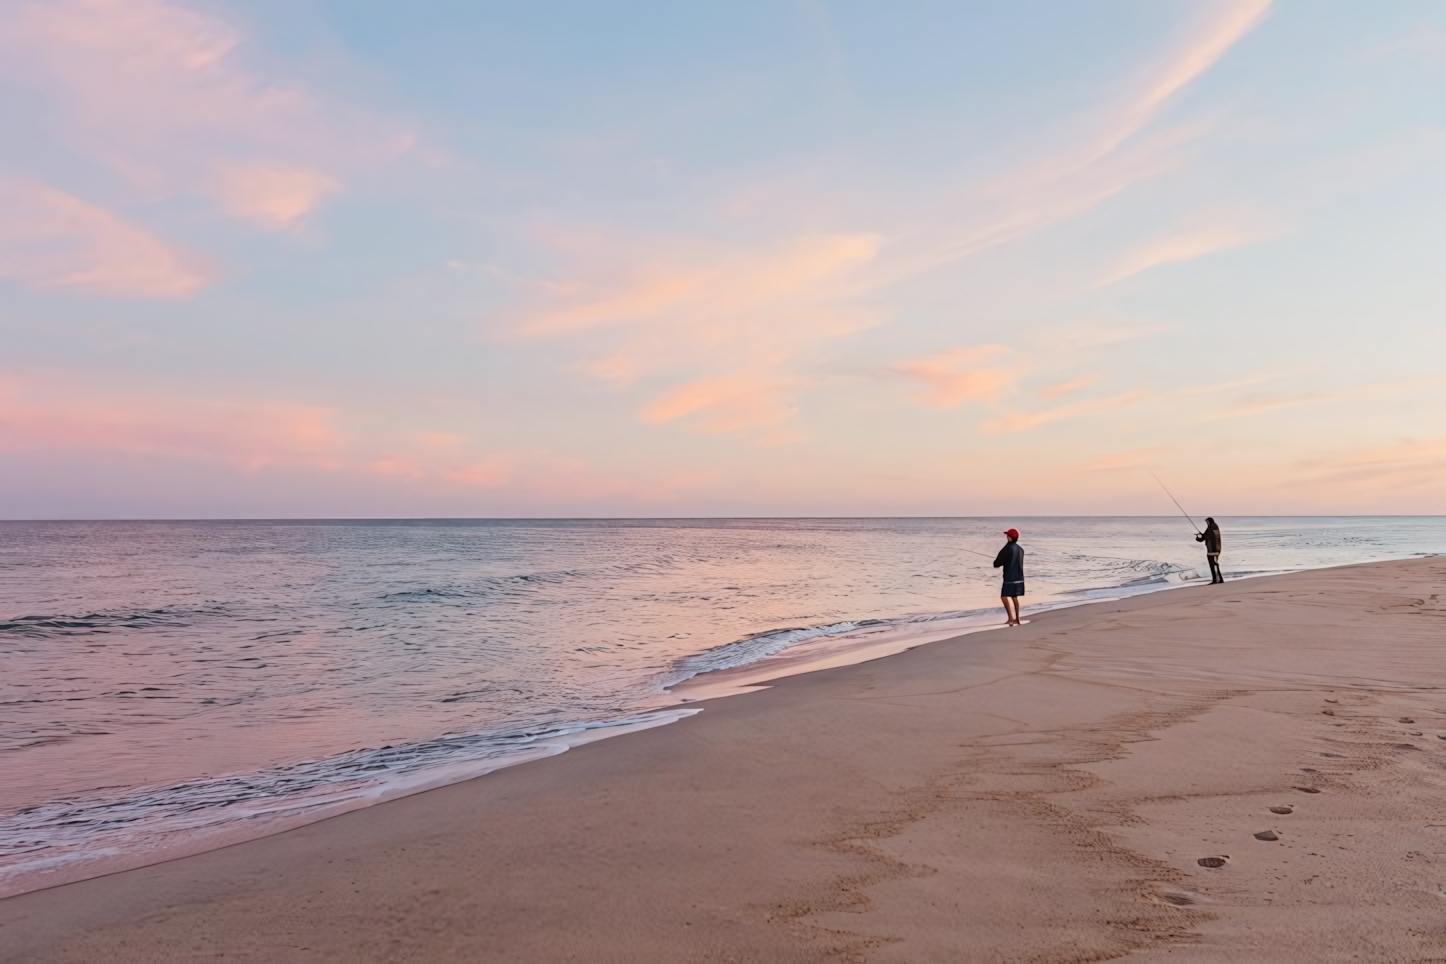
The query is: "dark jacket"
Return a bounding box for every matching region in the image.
[993,541,1024,586]
[1195,524,1222,554]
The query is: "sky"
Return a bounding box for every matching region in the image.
[2,0,1445,518]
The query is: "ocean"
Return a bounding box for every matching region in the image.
[3,516,1443,895]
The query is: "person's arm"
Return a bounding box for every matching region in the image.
[1195,533,1204,542]
[993,547,1007,568]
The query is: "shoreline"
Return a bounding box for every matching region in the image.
[1,551,1435,901]
[6,556,1446,960]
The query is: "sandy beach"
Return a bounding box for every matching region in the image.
[4,556,1445,962]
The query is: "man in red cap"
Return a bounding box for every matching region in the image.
[993,528,1025,626]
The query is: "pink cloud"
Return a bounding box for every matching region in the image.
[523,233,880,335]
[1088,0,1273,162]
[979,391,1150,434]
[874,0,1273,289]
[212,164,342,229]
[1293,437,1446,498]
[1040,376,1097,400]
[368,447,706,503]
[893,346,1020,408]
[1098,216,1279,286]
[0,0,412,228]
[0,376,338,470]
[640,373,798,434]
[0,375,717,506]
[502,3,1273,447]
[369,452,513,488]
[521,233,882,439]
[0,178,212,298]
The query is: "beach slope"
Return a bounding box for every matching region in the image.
[4,557,1446,962]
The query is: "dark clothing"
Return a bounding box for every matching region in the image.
[993,541,1025,597]
[1196,523,1224,583]
[1195,525,1222,554]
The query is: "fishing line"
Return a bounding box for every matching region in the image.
[1150,472,1202,535]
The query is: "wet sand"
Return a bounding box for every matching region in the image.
[4,557,1445,962]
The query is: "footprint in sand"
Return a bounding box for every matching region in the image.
[1325,698,1338,703]
[1294,786,1322,793]
[1301,767,1318,772]
[1197,856,1228,868]
[1254,831,1280,841]
[1322,709,1335,716]
[1269,806,1294,814]
[1401,717,1416,723]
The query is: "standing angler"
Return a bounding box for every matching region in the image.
[993,528,1025,626]
[1196,517,1224,584]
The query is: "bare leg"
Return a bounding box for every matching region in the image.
[1002,596,1020,625]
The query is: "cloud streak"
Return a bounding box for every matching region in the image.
[1099,216,1279,286]
[893,346,1020,408]
[509,1,1274,445]
[0,375,337,470]
[0,0,413,228]
[873,0,1274,289]
[520,233,882,439]
[0,178,212,298]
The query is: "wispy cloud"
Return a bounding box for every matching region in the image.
[1098,215,1279,286]
[1087,0,1273,162]
[0,374,709,504]
[519,233,882,439]
[978,373,1272,434]
[1214,390,1334,418]
[874,0,1274,288]
[1295,437,1446,496]
[0,0,413,227]
[510,1,1273,444]
[0,178,212,298]
[893,346,1020,408]
[1040,376,1097,400]
[979,390,1150,434]
[212,164,343,230]
[640,372,799,433]
[0,375,337,470]
[522,233,880,334]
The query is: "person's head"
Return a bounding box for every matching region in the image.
[1205,517,1217,527]
[1004,528,1019,542]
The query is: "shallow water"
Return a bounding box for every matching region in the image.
[2,516,1442,894]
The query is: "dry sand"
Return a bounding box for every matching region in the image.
[4,557,1446,962]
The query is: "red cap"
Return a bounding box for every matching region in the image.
[1004,528,1019,539]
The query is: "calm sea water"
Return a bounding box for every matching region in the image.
[3,517,1443,894]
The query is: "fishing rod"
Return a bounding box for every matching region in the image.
[1151,472,1202,535]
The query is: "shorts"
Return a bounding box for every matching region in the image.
[1001,580,1024,598]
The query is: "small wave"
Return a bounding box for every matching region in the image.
[0,708,694,891]
[380,558,686,602]
[669,620,866,679]
[0,605,229,639]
